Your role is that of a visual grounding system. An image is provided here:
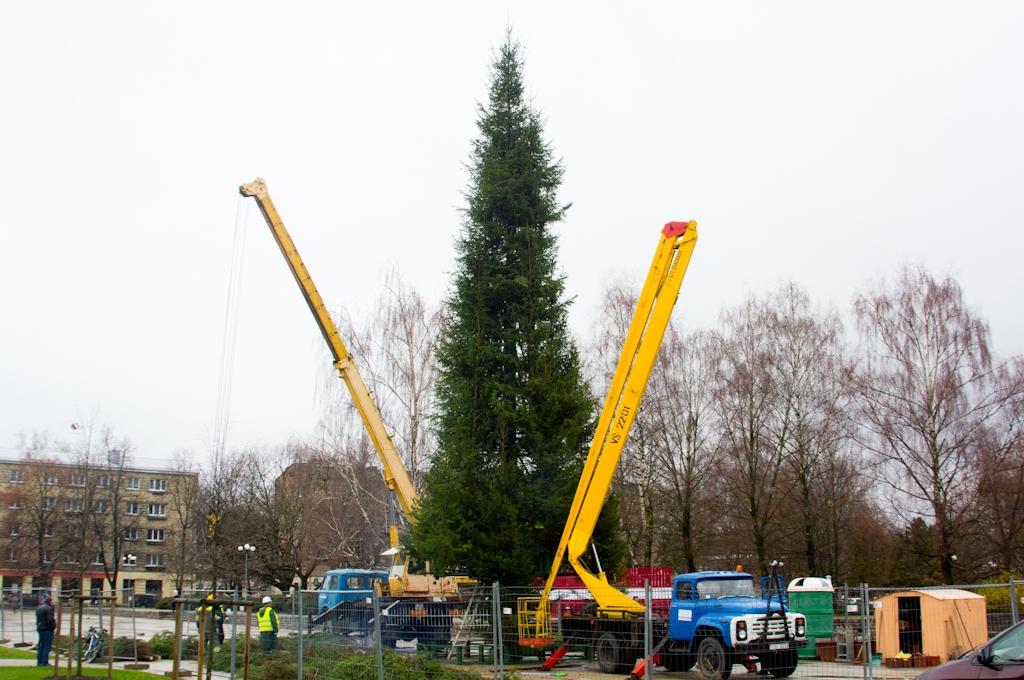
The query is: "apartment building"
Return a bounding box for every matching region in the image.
[0,457,197,602]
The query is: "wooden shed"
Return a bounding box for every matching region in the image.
[874,589,988,662]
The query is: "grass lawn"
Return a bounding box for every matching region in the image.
[0,645,37,659]
[0,666,160,679]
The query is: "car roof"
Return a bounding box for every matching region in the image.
[675,571,754,582]
[323,568,388,577]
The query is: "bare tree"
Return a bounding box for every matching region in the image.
[85,432,139,593]
[974,357,1024,572]
[312,435,389,568]
[649,326,720,572]
[61,424,106,594]
[714,294,792,576]
[768,284,849,574]
[0,442,69,579]
[852,267,1021,583]
[327,269,442,490]
[166,451,199,595]
[194,449,249,592]
[586,281,660,567]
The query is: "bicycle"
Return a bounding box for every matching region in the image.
[73,625,106,663]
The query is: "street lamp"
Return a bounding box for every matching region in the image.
[237,544,256,596]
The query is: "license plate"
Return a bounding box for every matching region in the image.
[770,642,790,650]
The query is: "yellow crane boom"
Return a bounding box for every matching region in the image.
[521,220,698,644]
[239,178,428,589]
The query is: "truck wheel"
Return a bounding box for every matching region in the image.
[762,650,798,678]
[661,649,695,672]
[696,637,731,680]
[596,632,629,674]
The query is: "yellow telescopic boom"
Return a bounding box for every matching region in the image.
[239,178,417,554]
[521,220,698,645]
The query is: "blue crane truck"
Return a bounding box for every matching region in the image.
[312,568,463,648]
[561,569,807,678]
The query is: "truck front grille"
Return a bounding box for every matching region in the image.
[751,617,793,639]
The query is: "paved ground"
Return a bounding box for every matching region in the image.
[0,655,926,680]
[1,605,179,643]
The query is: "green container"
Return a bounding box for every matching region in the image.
[787,577,835,659]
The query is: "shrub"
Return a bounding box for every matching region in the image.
[154,596,177,610]
[149,631,198,659]
[111,636,153,660]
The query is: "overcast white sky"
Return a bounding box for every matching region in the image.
[2,2,1022,467]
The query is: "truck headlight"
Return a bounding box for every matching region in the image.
[736,620,747,641]
[795,617,805,637]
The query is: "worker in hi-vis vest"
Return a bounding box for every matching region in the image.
[256,596,279,651]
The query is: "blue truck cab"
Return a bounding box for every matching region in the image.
[317,568,387,614]
[665,571,807,679]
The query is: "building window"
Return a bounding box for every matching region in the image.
[126,501,139,516]
[63,555,77,564]
[45,473,59,485]
[123,555,137,567]
[68,525,83,538]
[42,550,52,564]
[44,525,54,537]
[65,499,85,513]
[9,469,24,483]
[92,553,104,566]
[147,503,166,518]
[96,474,109,488]
[7,550,16,562]
[94,500,109,513]
[146,529,165,543]
[9,525,20,537]
[69,473,86,487]
[149,478,167,493]
[124,527,138,541]
[8,499,23,510]
[44,497,55,510]
[126,477,140,490]
[145,554,163,568]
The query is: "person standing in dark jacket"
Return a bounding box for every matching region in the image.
[35,595,56,666]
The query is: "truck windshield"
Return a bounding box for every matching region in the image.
[696,579,756,599]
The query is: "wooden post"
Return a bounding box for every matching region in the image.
[172,601,182,679]
[196,607,207,680]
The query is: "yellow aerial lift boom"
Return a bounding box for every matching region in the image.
[520,220,698,645]
[240,178,460,596]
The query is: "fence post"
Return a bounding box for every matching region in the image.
[296,587,303,680]
[230,587,238,680]
[860,583,873,680]
[129,587,139,663]
[644,579,653,680]
[372,587,384,680]
[497,582,504,679]
[173,601,183,680]
[19,589,25,646]
[490,582,500,680]
[1007,577,1015,626]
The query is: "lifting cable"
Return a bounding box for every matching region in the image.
[213,196,250,456]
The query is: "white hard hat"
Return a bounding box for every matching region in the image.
[262,596,272,604]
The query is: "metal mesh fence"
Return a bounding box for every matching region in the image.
[3,579,1022,678]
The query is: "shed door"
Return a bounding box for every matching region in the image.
[897,596,923,655]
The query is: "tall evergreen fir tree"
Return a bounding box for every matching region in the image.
[411,38,623,584]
